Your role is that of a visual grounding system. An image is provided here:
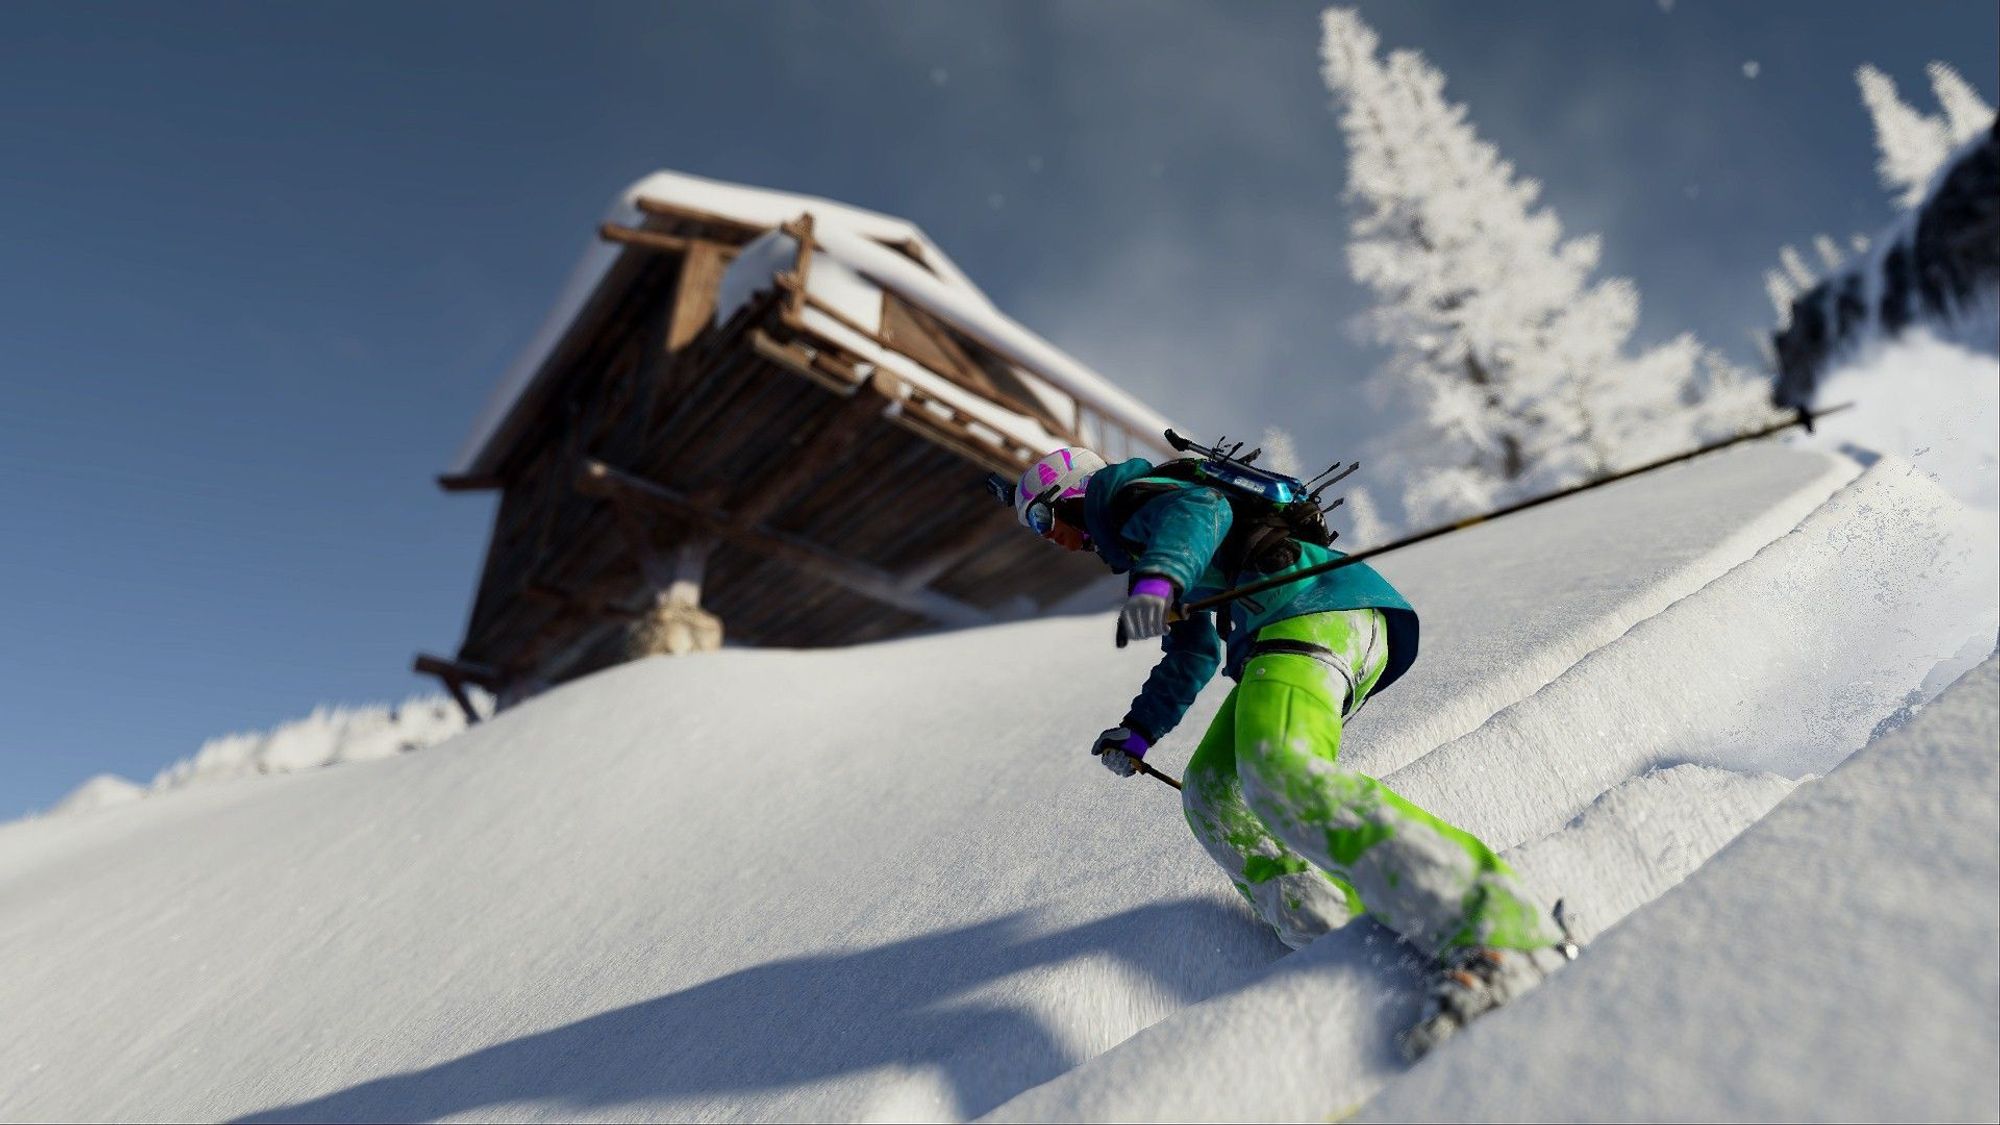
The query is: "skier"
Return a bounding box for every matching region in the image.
[1000,446,1576,1059]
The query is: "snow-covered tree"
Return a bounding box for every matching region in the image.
[1927,61,1997,140]
[1858,62,1995,209]
[1319,8,1767,527]
[1768,61,1989,330]
[1257,425,1303,477]
[1765,235,1868,328]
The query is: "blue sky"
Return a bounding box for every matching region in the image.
[2,1,1993,814]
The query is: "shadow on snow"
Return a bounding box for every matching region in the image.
[239,898,1281,1122]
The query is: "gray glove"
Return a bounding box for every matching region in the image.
[1093,726,1151,778]
[1115,575,1176,647]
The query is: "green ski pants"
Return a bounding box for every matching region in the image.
[1181,609,1556,957]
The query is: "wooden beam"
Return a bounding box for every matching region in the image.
[437,473,504,493]
[742,525,996,630]
[879,382,1032,474]
[524,581,644,622]
[796,291,888,350]
[414,652,503,688]
[598,222,694,255]
[724,377,889,530]
[413,653,502,724]
[667,242,730,352]
[780,213,816,322]
[782,292,1057,464]
[576,459,994,629]
[895,508,1013,591]
[750,329,866,395]
[633,197,772,242]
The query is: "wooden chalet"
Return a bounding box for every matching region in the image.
[417,171,1177,717]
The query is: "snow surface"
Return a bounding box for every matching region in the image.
[1809,314,2000,511]
[1333,442,1859,779]
[4,426,1993,1122]
[1367,651,2000,1123]
[981,765,1805,1124]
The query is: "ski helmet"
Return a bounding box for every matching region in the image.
[1015,447,1106,535]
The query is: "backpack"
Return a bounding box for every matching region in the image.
[1108,431,1357,578]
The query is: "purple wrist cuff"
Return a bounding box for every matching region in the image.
[1118,731,1150,758]
[1131,576,1175,601]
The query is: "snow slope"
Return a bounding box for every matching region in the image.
[1810,318,2000,511]
[1,442,1992,1123]
[980,764,1806,1124]
[1367,651,2000,1123]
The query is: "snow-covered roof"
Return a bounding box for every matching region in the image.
[452,170,1174,476]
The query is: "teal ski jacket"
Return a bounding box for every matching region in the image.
[1081,457,1420,741]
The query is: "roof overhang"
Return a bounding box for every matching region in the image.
[450,170,1174,479]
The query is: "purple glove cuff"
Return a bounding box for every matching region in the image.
[1131,576,1175,601]
[1099,726,1152,760]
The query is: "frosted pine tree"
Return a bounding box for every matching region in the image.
[1320,8,1766,527]
[1926,62,1997,142]
[1768,62,1989,331]
[1766,236,1866,329]
[1858,62,1994,209]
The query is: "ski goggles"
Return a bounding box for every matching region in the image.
[1023,485,1064,537]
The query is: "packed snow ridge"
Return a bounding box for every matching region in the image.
[3,386,1994,1121]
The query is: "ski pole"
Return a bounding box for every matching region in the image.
[1177,403,1853,619]
[1096,743,1184,788]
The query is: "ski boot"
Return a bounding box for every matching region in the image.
[1399,900,1582,1062]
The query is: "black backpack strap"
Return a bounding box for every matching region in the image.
[1237,515,1302,574]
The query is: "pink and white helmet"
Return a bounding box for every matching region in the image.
[1015,447,1107,532]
